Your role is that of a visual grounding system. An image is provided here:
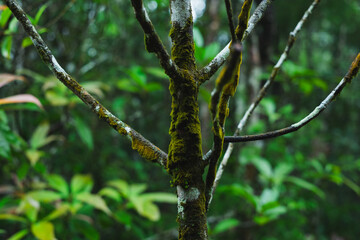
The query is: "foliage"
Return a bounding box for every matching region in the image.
[1,0,360,239]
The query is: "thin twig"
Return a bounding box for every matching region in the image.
[199,0,274,83]
[225,53,360,142]
[225,0,236,41]
[5,0,168,167]
[207,0,321,207]
[131,0,180,79]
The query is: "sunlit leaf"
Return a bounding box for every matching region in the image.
[22,37,33,48]
[27,190,62,203]
[25,149,44,166]
[145,67,168,79]
[132,198,160,221]
[34,4,48,25]
[98,187,121,202]
[71,174,93,194]
[30,122,50,149]
[31,221,56,240]
[107,179,128,196]
[0,94,43,109]
[46,174,69,196]
[0,214,27,222]
[193,27,204,47]
[7,229,29,240]
[0,7,12,28]
[212,218,240,235]
[1,35,12,59]
[76,192,111,215]
[42,203,69,221]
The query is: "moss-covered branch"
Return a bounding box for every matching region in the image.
[199,0,272,83]
[130,0,180,79]
[205,1,252,209]
[4,0,168,167]
[208,0,322,206]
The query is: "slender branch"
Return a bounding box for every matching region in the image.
[225,52,360,142]
[199,0,274,82]
[5,0,168,167]
[225,0,236,41]
[205,43,242,210]
[207,0,322,207]
[131,0,180,79]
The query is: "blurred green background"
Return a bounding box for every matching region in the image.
[1,0,360,239]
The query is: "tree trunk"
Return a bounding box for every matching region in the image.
[167,1,208,239]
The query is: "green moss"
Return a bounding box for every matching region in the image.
[169,18,196,71]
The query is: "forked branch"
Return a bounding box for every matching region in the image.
[200,0,274,82]
[5,0,168,167]
[131,0,180,79]
[208,0,322,207]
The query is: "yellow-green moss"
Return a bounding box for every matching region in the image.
[169,18,196,71]
[235,0,253,40]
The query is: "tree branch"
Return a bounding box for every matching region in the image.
[225,0,236,42]
[207,0,322,207]
[225,52,360,142]
[5,0,168,167]
[131,0,180,79]
[199,0,274,83]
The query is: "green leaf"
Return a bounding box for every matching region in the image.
[46,174,69,196]
[273,163,293,185]
[0,214,27,222]
[212,218,240,235]
[203,42,220,61]
[0,8,12,28]
[18,197,39,222]
[30,122,50,149]
[140,193,177,203]
[132,198,160,221]
[285,176,325,199]
[22,37,33,48]
[25,149,44,166]
[145,67,168,79]
[1,35,12,59]
[343,176,360,195]
[76,192,111,215]
[34,4,48,25]
[98,187,121,202]
[128,184,147,198]
[260,98,280,123]
[42,203,69,221]
[125,66,147,86]
[74,116,93,150]
[31,221,56,240]
[27,190,62,203]
[193,27,204,47]
[116,79,140,93]
[8,229,29,240]
[252,157,273,179]
[259,188,279,210]
[7,17,18,33]
[144,82,163,92]
[71,174,93,194]
[107,179,128,195]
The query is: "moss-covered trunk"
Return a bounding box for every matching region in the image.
[167,1,208,239]
[168,72,207,239]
